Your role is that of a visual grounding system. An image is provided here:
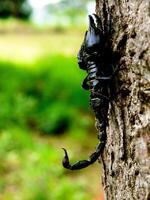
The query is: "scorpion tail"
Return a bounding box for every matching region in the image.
[62,139,105,170]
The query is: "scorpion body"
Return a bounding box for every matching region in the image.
[62,14,116,170]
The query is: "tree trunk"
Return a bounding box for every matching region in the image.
[95,1,150,199]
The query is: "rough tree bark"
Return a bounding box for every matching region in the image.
[95,1,150,199]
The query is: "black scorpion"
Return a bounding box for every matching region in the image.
[62,14,117,170]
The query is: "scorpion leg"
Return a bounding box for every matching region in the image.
[97,64,120,81]
[62,131,106,170]
[97,75,112,81]
[82,76,89,90]
[91,92,109,100]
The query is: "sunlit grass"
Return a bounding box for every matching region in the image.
[0,32,83,66]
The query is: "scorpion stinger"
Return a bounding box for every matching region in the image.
[62,14,115,170]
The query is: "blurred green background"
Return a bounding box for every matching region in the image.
[0,1,104,200]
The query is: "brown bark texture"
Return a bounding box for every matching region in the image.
[95,1,150,199]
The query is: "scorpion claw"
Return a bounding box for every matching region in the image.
[85,15,101,50]
[93,14,103,32]
[93,14,100,25]
[88,15,96,29]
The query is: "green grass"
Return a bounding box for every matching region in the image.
[0,127,100,200]
[0,27,103,199]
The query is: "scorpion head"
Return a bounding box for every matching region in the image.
[78,14,102,70]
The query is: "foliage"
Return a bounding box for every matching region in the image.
[47,0,94,25]
[0,0,32,20]
[0,55,90,134]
